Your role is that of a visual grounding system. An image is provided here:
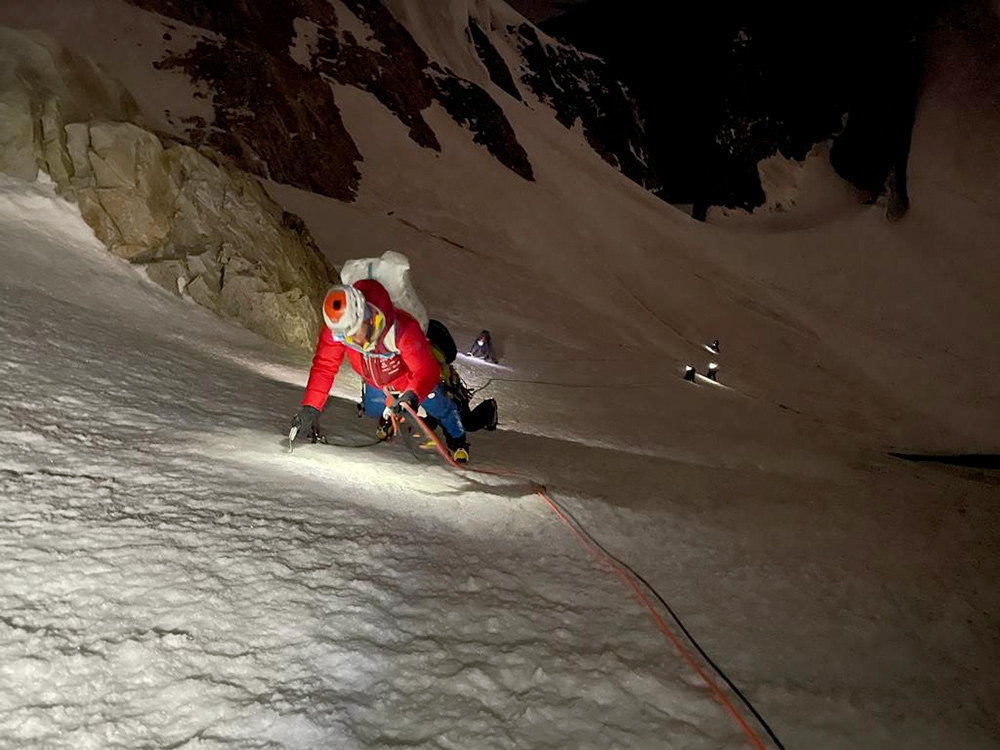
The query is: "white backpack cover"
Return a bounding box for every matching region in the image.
[339,251,429,332]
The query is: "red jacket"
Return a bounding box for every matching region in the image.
[302,279,440,410]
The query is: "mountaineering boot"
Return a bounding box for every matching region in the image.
[446,434,470,465]
[376,415,393,442]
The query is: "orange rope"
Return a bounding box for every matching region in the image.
[533,490,767,750]
[397,403,769,749]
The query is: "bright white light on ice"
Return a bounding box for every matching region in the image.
[208,350,307,388]
[199,428,532,533]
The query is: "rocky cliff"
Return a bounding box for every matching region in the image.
[1,0,664,216]
[0,28,335,350]
[114,0,661,200]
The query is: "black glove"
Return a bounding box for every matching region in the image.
[290,405,321,440]
[389,390,419,415]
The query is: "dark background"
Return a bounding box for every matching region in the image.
[510,0,934,213]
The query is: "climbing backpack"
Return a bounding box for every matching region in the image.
[426,318,458,364]
[340,251,429,331]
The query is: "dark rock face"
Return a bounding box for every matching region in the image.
[125,0,535,199]
[315,2,528,180]
[433,65,534,180]
[514,24,658,191]
[120,0,670,205]
[468,18,523,102]
[311,0,441,152]
[156,35,363,201]
[543,0,932,212]
[131,0,362,199]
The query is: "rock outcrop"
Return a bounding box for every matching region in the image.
[468,18,522,103]
[0,27,335,350]
[513,23,658,192]
[126,0,536,195]
[3,2,658,212]
[0,28,138,180]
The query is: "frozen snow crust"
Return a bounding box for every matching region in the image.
[2,163,999,749]
[0,176,748,748]
[1,1,999,748]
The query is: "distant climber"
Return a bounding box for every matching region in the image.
[468,330,497,363]
[427,320,498,434]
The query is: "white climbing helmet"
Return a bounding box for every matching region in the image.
[322,284,366,336]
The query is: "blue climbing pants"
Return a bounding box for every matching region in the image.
[361,383,466,440]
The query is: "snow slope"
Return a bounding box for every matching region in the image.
[3,171,999,749]
[1,176,752,748]
[2,2,1000,749]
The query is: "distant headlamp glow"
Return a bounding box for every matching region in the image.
[707,362,719,381]
[684,365,696,381]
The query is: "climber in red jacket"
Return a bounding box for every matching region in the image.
[290,279,470,463]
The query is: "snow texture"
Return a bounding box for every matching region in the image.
[0,175,743,748]
[1,2,1000,748]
